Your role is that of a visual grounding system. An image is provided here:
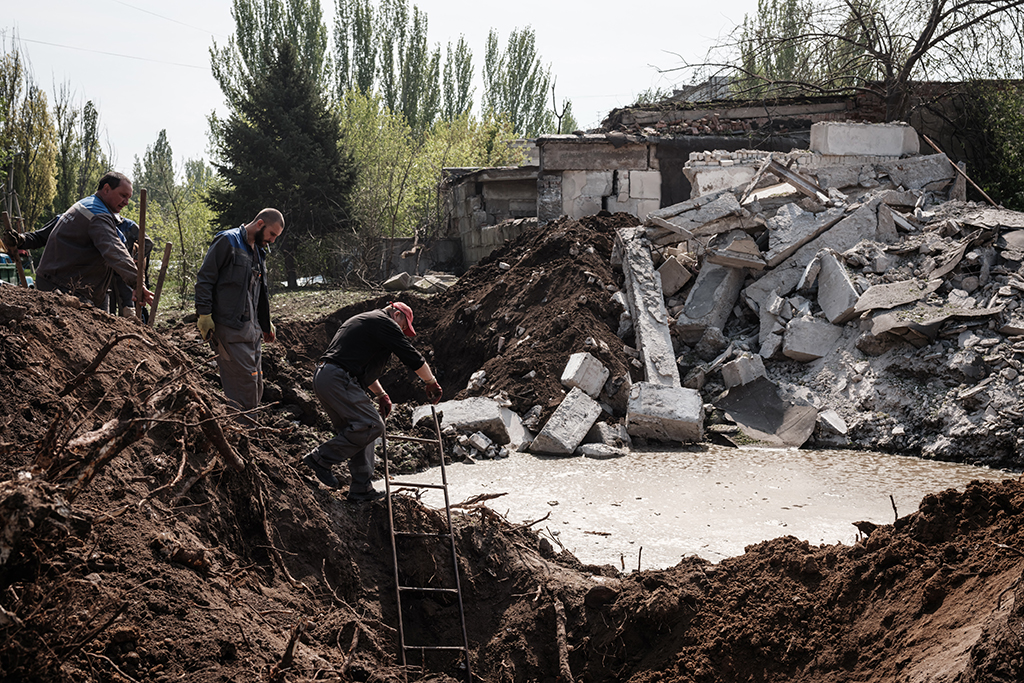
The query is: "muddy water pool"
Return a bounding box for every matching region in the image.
[392,446,1015,570]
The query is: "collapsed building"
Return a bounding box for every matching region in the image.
[397,121,1024,469]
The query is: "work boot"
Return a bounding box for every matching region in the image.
[301,452,339,489]
[346,488,386,503]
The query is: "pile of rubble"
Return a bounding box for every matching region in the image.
[419,122,1024,469]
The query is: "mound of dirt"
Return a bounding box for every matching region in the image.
[2,208,1024,682]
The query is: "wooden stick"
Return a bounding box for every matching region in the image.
[59,333,155,397]
[553,597,574,683]
[1,211,28,288]
[922,135,998,207]
[135,189,148,319]
[149,242,172,327]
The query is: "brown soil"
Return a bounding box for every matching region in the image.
[1,213,1023,682]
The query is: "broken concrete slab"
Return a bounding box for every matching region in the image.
[745,191,901,312]
[647,190,754,238]
[721,352,767,389]
[675,262,746,345]
[713,376,818,448]
[854,279,943,315]
[817,250,859,324]
[857,302,1006,355]
[878,154,954,191]
[383,272,413,290]
[625,382,704,443]
[530,387,602,455]
[783,315,843,361]
[764,204,847,268]
[618,228,680,387]
[705,231,766,270]
[561,351,610,398]
[413,397,533,451]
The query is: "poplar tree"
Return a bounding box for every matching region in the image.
[482,27,554,137]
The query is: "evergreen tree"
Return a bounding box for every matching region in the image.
[134,129,176,207]
[207,40,356,288]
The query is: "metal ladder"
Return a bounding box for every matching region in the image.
[383,406,472,682]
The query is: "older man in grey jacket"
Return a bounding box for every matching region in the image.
[35,172,153,309]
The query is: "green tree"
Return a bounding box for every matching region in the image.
[133,129,176,207]
[208,39,356,288]
[76,101,104,199]
[210,0,330,111]
[333,0,376,94]
[482,26,553,137]
[51,81,80,214]
[441,36,473,121]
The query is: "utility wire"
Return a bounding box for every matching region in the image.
[108,0,229,39]
[17,37,206,70]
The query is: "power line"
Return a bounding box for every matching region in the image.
[108,0,229,39]
[17,37,207,70]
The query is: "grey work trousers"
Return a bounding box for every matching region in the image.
[310,362,383,494]
[212,324,263,414]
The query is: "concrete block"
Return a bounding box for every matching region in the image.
[685,165,756,198]
[566,194,603,219]
[656,256,692,297]
[562,170,613,199]
[584,421,633,448]
[561,351,610,398]
[721,353,766,388]
[674,262,746,344]
[530,387,602,455]
[605,196,638,215]
[626,382,704,443]
[618,227,680,387]
[817,250,859,324]
[629,171,662,200]
[810,122,919,156]
[636,198,661,220]
[382,272,412,291]
[413,397,533,451]
[616,170,630,201]
[782,316,843,362]
[468,431,494,452]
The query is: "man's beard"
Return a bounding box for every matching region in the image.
[254,226,269,248]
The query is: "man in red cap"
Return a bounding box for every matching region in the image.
[302,302,442,501]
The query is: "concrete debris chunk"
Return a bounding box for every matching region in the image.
[877,154,954,190]
[713,376,818,448]
[561,351,610,398]
[626,383,704,443]
[656,256,693,297]
[584,421,633,449]
[617,227,680,387]
[783,315,843,362]
[382,272,413,290]
[816,250,860,324]
[854,279,943,315]
[530,387,602,455]
[413,397,533,451]
[721,352,767,389]
[675,262,746,344]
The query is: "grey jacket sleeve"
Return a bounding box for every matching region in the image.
[89,216,138,287]
[195,235,228,316]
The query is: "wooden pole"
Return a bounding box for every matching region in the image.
[148,242,172,327]
[134,189,148,319]
[922,135,998,207]
[1,211,28,288]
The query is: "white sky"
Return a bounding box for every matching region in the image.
[8,0,756,175]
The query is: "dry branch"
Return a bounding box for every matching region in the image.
[186,386,245,472]
[60,334,155,397]
[553,596,574,682]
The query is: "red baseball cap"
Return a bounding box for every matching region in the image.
[391,301,416,337]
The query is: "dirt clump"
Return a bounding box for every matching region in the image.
[1,208,1024,682]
